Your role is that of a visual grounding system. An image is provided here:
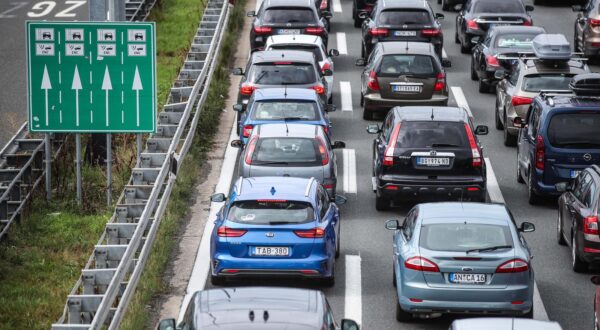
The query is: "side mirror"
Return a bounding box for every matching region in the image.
[572,5,583,12]
[332,141,346,149]
[435,13,445,20]
[230,139,243,148]
[358,11,368,19]
[385,219,401,231]
[335,195,347,205]
[525,5,534,12]
[442,59,452,68]
[246,10,256,17]
[494,69,506,80]
[591,275,600,285]
[233,104,244,112]
[555,182,571,192]
[328,49,340,57]
[323,68,333,76]
[322,11,332,19]
[366,124,380,134]
[210,193,226,203]
[519,222,535,233]
[341,319,360,330]
[326,104,337,112]
[355,59,366,66]
[454,3,463,11]
[157,318,177,330]
[513,117,525,128]
[471,36,481,45]
[474,125,489,135]
[232,67,244,76]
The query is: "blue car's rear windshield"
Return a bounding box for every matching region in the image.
[419,223,513,252]
[227,200,315,224]
[547,112,600,148]
[251,101,319,120]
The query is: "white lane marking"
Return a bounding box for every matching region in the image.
[345,255,362,326]
[485,158,549,321]
[442,48,448,60]
[332,0,342,12]
[340,81,353,111]
[336,32,348,55]
[343,149,357,194]
[179,119,239,322]
[450,86,473,119]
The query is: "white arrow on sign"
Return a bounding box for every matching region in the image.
[72,65,82,126]
[102,66,112,127]
[41,65,52,126]
[132,66,143,127]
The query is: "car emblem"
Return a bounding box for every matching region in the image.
[286,23,292,27]
[584,153,592,162]
[462,267,473,272]
[403,24,408,29]
[398,75,408,82]
[430,150,437,156]
[265,232,275,238]
[498,17,502,21]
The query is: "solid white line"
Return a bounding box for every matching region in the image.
[336,32,348,55]
[450,86,473,119]
[442,48,448,60]
[345,255,362,325]
[343,149,357,193]
[332,0,342,13]
[340,81,353,111]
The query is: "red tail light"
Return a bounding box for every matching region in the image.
[311,84,325,95]
[294,227,325,238]
[316,136,329,165]
[369,28,389,37]
[242,124,254,138]
[535,135,544,171]
[322,125,329,135]
[486,55,500,67]
[434,72,445,92]
[217,226,247,237]
[383,123,401,166]
[322,183,334,189]
[253,26,272,35]
[404,256,440,272]
[240,83,256,95]
[511,96,532,107]
[245,135,258,165]
[256,199,288,202]
[496,259,529,273]
[319,0,327,10]
[589,18,600,27]
[321,62,331,74]
[584,216,599,235]
[367,71,380,91]
[522,18,533,26]
[421,28,440,37]
[464,123,482,168]
[467,19,479,30]
[305,27,325,35]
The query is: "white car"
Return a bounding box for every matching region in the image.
[265,35,339,104]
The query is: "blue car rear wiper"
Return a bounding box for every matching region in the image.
[465,245,512,254]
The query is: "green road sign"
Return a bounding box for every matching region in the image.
[26,21,156,133]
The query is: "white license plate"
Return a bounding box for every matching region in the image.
[570,170,582,178]
[394,30,417,37]
[278,29,301,35]
[393,85,422,93]
[449,273,487,284]
[253,246,290,256]
[417,157,450,166]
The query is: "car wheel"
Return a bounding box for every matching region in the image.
[328,94,333,104]
[363,106,373,120]
[460,39,471,54]
[360,93,364,106]
[521,306,534,319]
[361,43,365,59]
[393,266,397,287]
[354,16,361,28]
[574,30,580,53]
[470,60,478,81]
[527,170,541,205]
[455,29,460,44]
[533,0,543,5]
[210,274,226,286]
[503,111,517,146]
[557,210,567,246]
[494,100,503,130]
[437,0,441,4]
[396,300,413,322]
[236,112,242,135]
[442,0,450,11]
[322,263,335,287]
[572,234,589,273]
[335,233,340,259]
[478,79,489,93]
[375,193,391,211]
[595,304,599,330]
[516,157,525,183]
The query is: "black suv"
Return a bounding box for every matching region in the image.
[360,0,444,60]
[367,106,489,210]
[557,165,600,273]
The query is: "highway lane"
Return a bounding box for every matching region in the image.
[0,0,88,146]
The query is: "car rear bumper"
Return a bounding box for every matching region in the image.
[376,176,486,201]
[531,171,563,197]
[364,94,448,113]
[211,253,333,278]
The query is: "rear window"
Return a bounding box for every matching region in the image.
[379,55,436,77]
[420,223,513,252]
[228,200,314,224]
[248,63,317,85]
[473,1,524,13]
[547,112,600,148]
[396,121,468,148]
[378,10,431,25]
[263,7,316,24]
[521,74,575,92]
[252,137,321,166]
[495,33,538,49]
[251,101,319,120]
[268,45,323,61]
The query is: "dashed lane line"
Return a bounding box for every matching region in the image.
[336,32,348,55]
[450,86,473,119]
[345,255,362,326]
[343,148,357,194]
[332,0,342,13]
[340,81,353,111]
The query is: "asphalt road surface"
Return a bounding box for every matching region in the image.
[192,1,600,329]
[0,0,88,145]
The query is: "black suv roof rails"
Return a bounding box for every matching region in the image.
[539,90,575,106]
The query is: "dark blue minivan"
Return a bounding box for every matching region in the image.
[515,74,600,204]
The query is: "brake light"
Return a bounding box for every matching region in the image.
[322,125,329,135]
[274,61,292,65]
[404,256,440,272]
[321,62,331,74]
[584,216,599,236]
[367,71,380,90]
[256,199,288,202]
[511,96,532,107]
[319,0,327,10]
[421,28,440,37]
[217,226,247,237]
[242,124,254,138]
[589,18,600,27]
[316,136,329,165]
[305,27,325,35]
[369,28,389,37]
[464,123,482,168]
[486,55,500,67]
[535,135,544,171]
[522,18,532,26]
[245,135,258,165]
[496,259,529,273]
[434,72,445,92]
[467,19,479,30]
[311,84,325,95]
[253,26,272,35]
[294,227,325,238]
[383,123,401,166]
[240,83,256,95]
[322,183,334,189]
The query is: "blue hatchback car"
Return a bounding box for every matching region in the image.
[514,77,600,204]
[234,88,335,143]
[209,176,346,286]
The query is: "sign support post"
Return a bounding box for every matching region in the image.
[45,133,52,200]
[76,133,82,204]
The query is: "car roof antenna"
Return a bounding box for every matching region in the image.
[284,86,287,98]
[430,108,434,120]
[263,310,269,322]
[406,41,409,51]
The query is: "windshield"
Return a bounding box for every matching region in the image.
[420,223,513,252]
[379,55,436,77]
[473,1,524,13]
[378,10,431,25]
[252,137,322,166]
[251,101,319,120]
[547,112,600,148]
[521,74,575,92]
[396,121,468,148]
[268,45,323,61]
[227,200,315,224]
[248,63,317,85]
[495,33,538,49]
[263,8,317,24]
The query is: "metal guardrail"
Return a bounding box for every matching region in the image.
[51,0,230,328]
[126,0,158,21]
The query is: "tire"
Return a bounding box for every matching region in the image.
[533,0,543,5]
[557,210,567,246]
[236,112,242,135]
[521,306,534,319]
[363,106,373,120]
[517,158,525,184]
[328,94,333,104]
[210,274,226,286]
[396,300,413,322]
[460,38,471,54]
[393,267,397,288]
[335,233,340,259]
[495,99,503,130]
[375,193,391,211]
[437,0,441,4]
[442,0,450,11]
[455,29,460,44]
[572,234,589,273]
[527,170,542,205]
[361,43,365,59]
[503,111,517,146]
[470,60,478,81]
[354,17,361,28]
[478,79,489,93]
[360,93,364,106]
[322,264,336,287]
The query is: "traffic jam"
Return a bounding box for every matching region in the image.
[160,0,600,329]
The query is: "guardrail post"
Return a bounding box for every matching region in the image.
[45,133,52,200]
[136,134,142,159]
[106,134,112,207]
